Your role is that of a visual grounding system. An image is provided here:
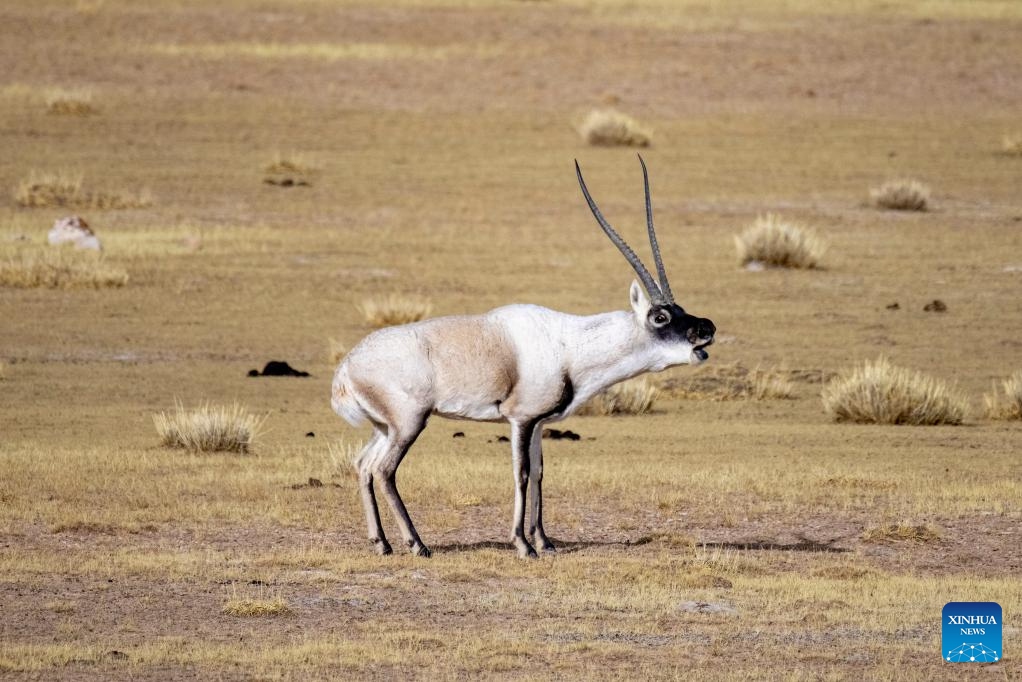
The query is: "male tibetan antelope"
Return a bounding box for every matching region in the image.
[332,156,716,558]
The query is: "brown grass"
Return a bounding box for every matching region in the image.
[14,171,151,210]
[44,88,96,116]
[734,214,826,269]
[328,338,347,365]
[870,179,930,211]
[861,522,942,544]
[577,109,652,147]
[357,294,433,327]
[822,357,967,425]
[984,370,1022,420]
[153,402,266,454]
[577,377,659,416]
[749,368,796,399]
[0,248,128,289]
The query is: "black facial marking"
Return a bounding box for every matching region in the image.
[648,303,716,347]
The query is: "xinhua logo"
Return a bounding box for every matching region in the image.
[942,602,1002,662]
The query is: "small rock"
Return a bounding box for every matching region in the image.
[305,432,315,438]
[677,600,738,615]
[107,650,129,661]
[452,432,465,438]
[744,260,766,272]
[885,302,900,310]
[542,428,581,441]
[496,435,510,443]
[923,299,947,313]
[307,478,323,487]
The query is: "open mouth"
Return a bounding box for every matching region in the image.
[693,338,714,362]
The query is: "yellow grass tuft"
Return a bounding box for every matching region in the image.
[45,88,96,116]
[264,153,315,175]
[750,367,796,399]
[734,214,826,269]
[870,179,930,211]
[0,248,128,289]
[1000,133,1022,157]
[822,357,967,425]
[153,402,266,454]
[983,370,1022,420]
[223,589,291,617]
[15,171,151,210]
[328,440,363,479]
[357,294,433,327]
[577,109,652,147]
[861,522,941,544]
[577,377,659,416]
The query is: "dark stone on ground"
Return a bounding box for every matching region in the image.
[249,360,310,377]
[452,432,465,438]
[305,432,315,438]
[923,299,947,312]
[886,302,900,310]
[496,435,510,443]
[543,428,581,441]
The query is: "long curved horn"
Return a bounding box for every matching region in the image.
[638,154,674,303]
[575,160,664,304]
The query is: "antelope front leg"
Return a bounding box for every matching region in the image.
[510,421,538,559]
[528,425,555,553]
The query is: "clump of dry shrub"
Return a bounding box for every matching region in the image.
[577,109,652,147]
[870,179,930,211]
[577,377,659,416]
[861,522,941,544]
[0,248,128,289]
[15,171,151,209]
[263,153,317,187]
[45,88,96,116]
[223,588,291,617]
[734,214,826,269]
[153,402,266,454]
[983,371,1022,420]
[822,357,967,425]
[1000,134,1022,157]
[358,294,433,327]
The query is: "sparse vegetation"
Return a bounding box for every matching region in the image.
[984,370,1022,420]
[734,214,826,269]
[357,294,433,327]
[822,357,967,425]
[663,364,797,401]
[153,402,266,454]
[577,109,652,147]
[0,248,128,289]
[15,171,151,209]
[44,88,96,116]
[577,377,659,416]
[0,361,6,380]
[870,179,930,211]
[328,440,362,479]
[862,522,942,544]
[1001,133,1022,157]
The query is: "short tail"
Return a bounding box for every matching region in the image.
[331,365,369,427]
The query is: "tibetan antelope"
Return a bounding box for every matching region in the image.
[332,156,716,558]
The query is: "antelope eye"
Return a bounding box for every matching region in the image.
[652,312,670,326]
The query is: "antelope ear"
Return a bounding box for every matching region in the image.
[629,280,651,321]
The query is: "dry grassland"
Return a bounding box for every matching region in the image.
[1,0,1021,679]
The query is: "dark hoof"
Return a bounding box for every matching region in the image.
[411,543,432,558]
[373,539,393,556]
[540,542,557,554]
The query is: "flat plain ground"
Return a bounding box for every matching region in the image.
[1,0,1021,679]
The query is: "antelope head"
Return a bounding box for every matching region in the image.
[576,155,716,366]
